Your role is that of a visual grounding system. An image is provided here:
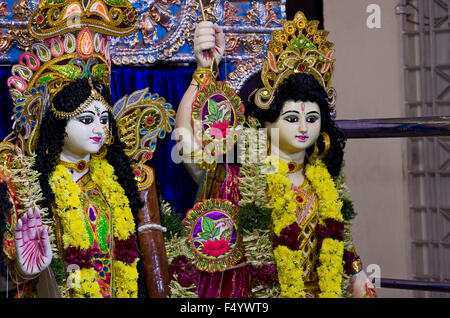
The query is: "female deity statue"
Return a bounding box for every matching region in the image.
[3,78,147,297]
[1,0,170,298]
[172,12,378,298]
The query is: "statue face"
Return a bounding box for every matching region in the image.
[62,100,109,158]
[269,100,321,154]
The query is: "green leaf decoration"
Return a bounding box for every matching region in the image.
[84,218,94,248]
[199,232,211,240]
[217,109,224,122]
[51,64,82,80]
[207,99,219,116]
[98,213,109,251]
[50,258,66,286]
[222,231,232,240]
[341,198,357,221]
[224,112,232,122]
[39,75,53,85]
[201,217,215,234]
[211,227,220,239]
[206,114,217,123]
[92,64,108,80]
[236,204,272,233]
[105,0,128,5]
[45,0,66,4]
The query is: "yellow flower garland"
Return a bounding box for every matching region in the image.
[266,157,344,298]
[273,246,305,298]
[49,158,138,298]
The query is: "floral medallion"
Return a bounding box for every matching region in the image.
[191,80,245,157]
[182,199,243,273]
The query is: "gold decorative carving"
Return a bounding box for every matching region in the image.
[223,2,241,25]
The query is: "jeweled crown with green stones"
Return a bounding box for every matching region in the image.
[254,11,337,110]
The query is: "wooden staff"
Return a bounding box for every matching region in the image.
[137,168,170,298]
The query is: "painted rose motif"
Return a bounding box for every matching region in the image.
[200,238,231,257]
[183,199,244,272]
[205,98,233,139]
[209,121,230,139]
[195,215,235,259]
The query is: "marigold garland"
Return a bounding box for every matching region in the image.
[317,238,344,298]
[266,157,345,298]
[67,267,103,298]
[49,158,138,298]
[273,245,305,298]
[113,260,139,298]
[305,159,343,223]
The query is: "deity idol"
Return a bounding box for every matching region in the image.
[0,0,171,298]
[171,12,378,298]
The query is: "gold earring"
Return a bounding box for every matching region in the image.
[307,132,330,162]
[103,126,114,145]
[92,145,107,159]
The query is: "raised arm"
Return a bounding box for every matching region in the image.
[175,21,225,184]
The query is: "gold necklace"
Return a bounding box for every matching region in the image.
[58,159,89,173]
[287,161,304,174]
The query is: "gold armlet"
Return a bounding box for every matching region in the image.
[180,147,203,161]
[192,68,216,87]
[351,257,363,276]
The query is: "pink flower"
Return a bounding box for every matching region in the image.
[209,121,230,139]
[201,238,231,257]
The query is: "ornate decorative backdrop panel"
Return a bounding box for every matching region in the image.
[0,0,285,83]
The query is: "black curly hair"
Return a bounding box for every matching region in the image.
[32,77,147,296]
[246,72,346,176]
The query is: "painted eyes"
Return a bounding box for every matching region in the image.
[100,116,108,125]
[283,115,299,123]
[77,116,94,125]
[306,115,320,123]
[283,114,320,123]
[77,115,108,125]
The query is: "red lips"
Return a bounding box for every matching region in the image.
[296,135,309,141]
[91,137,102,142]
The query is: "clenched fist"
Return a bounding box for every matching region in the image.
[194,21,226,69]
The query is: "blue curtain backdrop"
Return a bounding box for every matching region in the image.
[0,65,200,216]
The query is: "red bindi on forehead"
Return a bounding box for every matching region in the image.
[94,105,101,116]
[301,102,306,113]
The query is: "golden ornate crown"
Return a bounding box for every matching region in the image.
[29,0,138,39]
[6,0,138,155]
[254,11,336,110]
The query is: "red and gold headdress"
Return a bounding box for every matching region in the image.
[254,11,336,110]
[6,0,138,155]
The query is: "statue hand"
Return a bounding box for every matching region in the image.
[14,207,52,277]
[194,21,225,69]
[351,271,378,298]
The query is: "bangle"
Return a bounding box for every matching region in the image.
[13,262,40,282]
[351,257,363,276]
[180,147,203,162]
[363,282,378,298]
[137,223,167,233]
[192,68,216,86]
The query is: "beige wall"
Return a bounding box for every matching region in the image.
[323,0,412,297]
